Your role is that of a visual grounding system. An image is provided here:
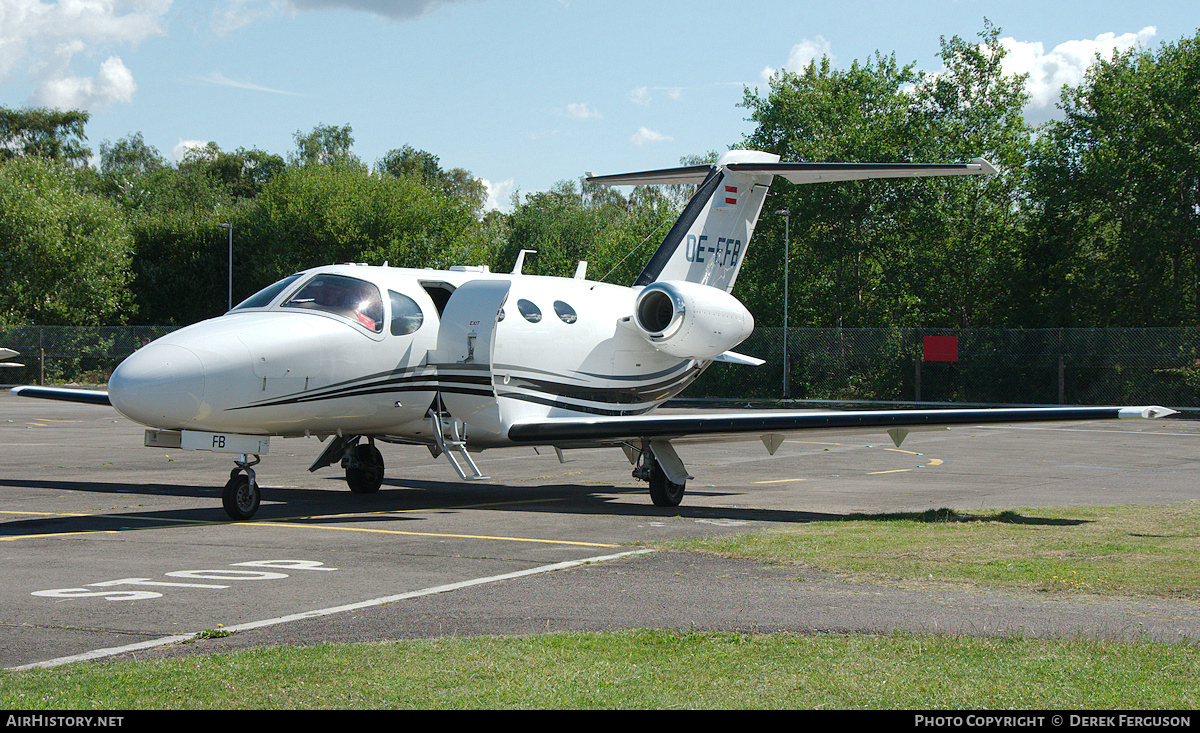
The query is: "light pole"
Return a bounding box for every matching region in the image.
[774,209,790,399]
[218,223,232,311]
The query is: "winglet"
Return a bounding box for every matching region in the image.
[1118,406,1178,419]
[971,157,999,175]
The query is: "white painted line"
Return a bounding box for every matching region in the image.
[10,549,653,671]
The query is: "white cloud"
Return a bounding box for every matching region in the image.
[565,102,601,119]
[39,55,137,109]
[0,0,170,109]
[997,26,1158,114]
[480,176,515,213]
[172,138,210,162]
[631,127,671,146]
[195,71,305,96]
[280,0,478,21]
[626,85,686,106]
[761,35,834,82]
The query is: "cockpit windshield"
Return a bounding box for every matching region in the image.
[280,274,384,333]
[231,273,303,311]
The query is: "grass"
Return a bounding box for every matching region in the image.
[3,504,1198,709]
[653,505,1200,600]
[3,631,1198,709]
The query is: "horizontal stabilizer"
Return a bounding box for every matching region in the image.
[726,158,997,184]
[585,158,997,188]
[585,164,712,186]
[712,351,766,366]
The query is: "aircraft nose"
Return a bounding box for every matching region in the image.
[108,343,207,428]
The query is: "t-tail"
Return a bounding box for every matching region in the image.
[586,150,997,294]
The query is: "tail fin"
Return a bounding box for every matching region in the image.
[588,150,779,293]
[586,151,996,294]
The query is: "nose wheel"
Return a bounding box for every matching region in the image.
[222,454,262,520]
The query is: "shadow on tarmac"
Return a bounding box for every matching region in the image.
[0,472,1090,540]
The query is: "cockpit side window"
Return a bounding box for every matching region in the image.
[232,273,302,311]
[281,274,384,333]
[389,290,424,336]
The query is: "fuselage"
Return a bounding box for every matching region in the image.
[107,263,708,448]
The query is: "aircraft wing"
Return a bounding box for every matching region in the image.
[506,405,1177,450]
[8,385,111,406]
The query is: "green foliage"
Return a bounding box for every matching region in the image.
[246,159,483,289]
[739,21,1033,329]
[501,179,680,284]
[1029,30,1200,326]
[0,158,133,326]
[741,52,924,327]
[292,123,358,167]
[0,107,91,166]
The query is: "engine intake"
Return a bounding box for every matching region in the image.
[633,281,754,359]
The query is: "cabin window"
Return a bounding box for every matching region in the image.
[388,290,424,336]
[281,274,384,333]
[517,299,542,323]
[232,273,302,310]
[553,300,577,324]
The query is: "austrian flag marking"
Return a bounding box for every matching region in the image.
[724,184,737,205]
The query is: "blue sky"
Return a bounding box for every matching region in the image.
[1,1,1196,211]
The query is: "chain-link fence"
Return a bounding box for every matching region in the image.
[0,326,178,386]
[686,327,1200,408]
[3,325,1199,409]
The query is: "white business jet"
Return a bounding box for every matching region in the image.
[10,150,1175,519]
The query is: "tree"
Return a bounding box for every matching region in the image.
[292,123,358,167]
[500,178,681,285]
[906,20,1035,327]
[738,23,1036,328]
[377,145,487,217]
[181,142,285,200]
[0,107,91,166]
[740,53,924,327]
[248,160,482,287]
[1030,30,1200,326]
[0,158,133,325]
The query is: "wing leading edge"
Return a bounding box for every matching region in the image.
[9,385,111,406]
[506,405,1177,449]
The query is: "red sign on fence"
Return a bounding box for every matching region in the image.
[923,336,959,362]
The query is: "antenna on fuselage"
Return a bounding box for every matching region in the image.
[512,249,537,274]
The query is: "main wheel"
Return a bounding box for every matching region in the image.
[648,458,685,507]
[346,442,385,494]
[222,473,261,520]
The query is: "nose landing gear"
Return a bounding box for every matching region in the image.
[223,454,262,520]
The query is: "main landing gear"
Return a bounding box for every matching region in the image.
[343,438,384,494]
[223,454,261,520]
[631,441,689,507]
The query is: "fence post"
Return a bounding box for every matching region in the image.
[1058,327,1065,404]
[914,331,922,402]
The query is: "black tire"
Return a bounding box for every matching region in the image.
[346,443,385,494]
[648,458,685,507]
[222,473,261,520]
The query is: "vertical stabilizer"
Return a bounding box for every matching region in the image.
[587,150,779,293]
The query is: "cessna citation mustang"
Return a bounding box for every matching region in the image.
[11,150,1176,519]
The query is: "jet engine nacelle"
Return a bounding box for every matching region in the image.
[633,280,754,359]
